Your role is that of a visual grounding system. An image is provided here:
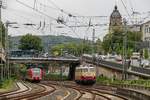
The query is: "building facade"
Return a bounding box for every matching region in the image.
[142,21,150,41]
[141,21,150,58]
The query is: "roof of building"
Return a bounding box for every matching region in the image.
[110,5,122,18]
[142,20,150,25]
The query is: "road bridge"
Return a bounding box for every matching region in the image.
[9,57,79,64]
[82,56,150,79]
[9,57,80,80]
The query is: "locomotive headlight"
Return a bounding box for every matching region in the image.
[93,76,96,79]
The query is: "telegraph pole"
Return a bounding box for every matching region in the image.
[123,18,127,80]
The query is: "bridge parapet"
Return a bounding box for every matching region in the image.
[9,57,79,63]
[82,56,150,78]
[131,66,150,75]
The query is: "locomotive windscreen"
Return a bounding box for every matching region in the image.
[32,68,41,76]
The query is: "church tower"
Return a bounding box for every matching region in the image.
[109,5,123,33]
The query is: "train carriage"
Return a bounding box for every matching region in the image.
[75,65,96,85]
[26,67,43,82]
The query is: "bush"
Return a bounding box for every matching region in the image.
[44,73,68,81]
[96,76,150,87]
[0,78,14,89]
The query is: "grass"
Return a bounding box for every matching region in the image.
[96,76,150,88]
[0,78,15,92]
[44,73,68,81]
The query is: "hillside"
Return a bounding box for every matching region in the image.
[10,35,83,52]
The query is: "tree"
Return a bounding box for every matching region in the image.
[95,39,103,54]
[0,21,6,48]
[102,30,142,56]
[51,44,65,56]
[51,42,92,56]
[102,33,113,54]
[19,34,43,51]
[144,49,149,59]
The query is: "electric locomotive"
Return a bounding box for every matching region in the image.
[26,67,43,82]
[75,64,96,85]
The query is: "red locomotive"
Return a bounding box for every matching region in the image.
[26,67,43,82]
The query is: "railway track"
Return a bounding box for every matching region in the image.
[41,81,127,100]
[0,81,31,99]
[0,81,55,100]
[1,81,149,100]
[41,82,83,100]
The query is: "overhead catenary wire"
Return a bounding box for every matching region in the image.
[5,0,109,41]
[16,0,57,21]
[120,0,134,24]
[47,0,78,17]
[128,0,134,13]
[15,0,69,32]
[44,1,105,40]
[4,7,44,23]
[33,0,37,9]
[16,0,82,34]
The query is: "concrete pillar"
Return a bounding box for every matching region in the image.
[68,63,80,80]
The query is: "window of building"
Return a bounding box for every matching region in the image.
[145,27,147,33]
[146,27,148,33]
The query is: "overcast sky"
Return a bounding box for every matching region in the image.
[2,0,150,40]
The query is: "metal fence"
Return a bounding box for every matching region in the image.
[131,66,150,75]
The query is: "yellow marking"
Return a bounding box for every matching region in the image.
[62,89,70,100]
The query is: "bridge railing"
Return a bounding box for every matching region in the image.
[97,60,123,69]
[131,66,150,75]
[82,56,129,71]
[82,56,150,76]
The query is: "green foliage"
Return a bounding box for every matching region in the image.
[102,31,142,56]
[95,39,103,54]
[0,21,6,48]
[10,35,83,52]
[0,78,14,90]
[51,42,92,56]
[44,73,68,81]
[144,49,149,59]
[19,34,43,51]
[20,66,27,76]
[96,76,150,87]
[102,33,112,54]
